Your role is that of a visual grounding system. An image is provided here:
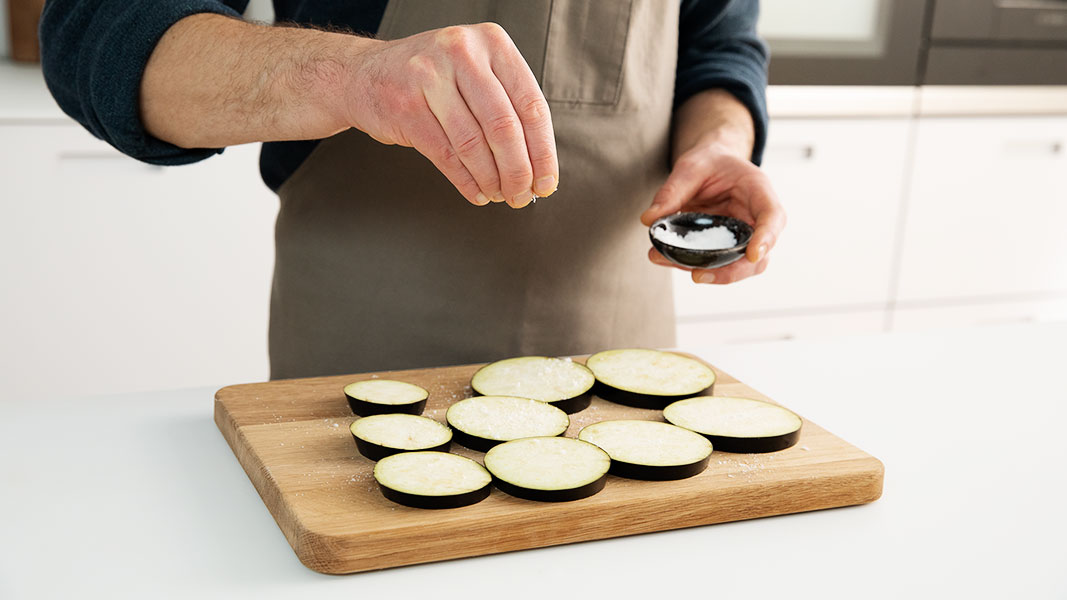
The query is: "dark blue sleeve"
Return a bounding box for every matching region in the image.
[40,0,247,165]
[676,0,769,165]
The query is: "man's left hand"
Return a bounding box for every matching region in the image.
[640,141,785,285]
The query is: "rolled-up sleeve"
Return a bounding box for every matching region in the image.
[676,0,769,164]
[40,0,245,165]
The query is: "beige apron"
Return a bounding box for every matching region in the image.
[270,0,679,379]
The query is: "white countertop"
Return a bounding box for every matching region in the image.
[2,322,1065,599]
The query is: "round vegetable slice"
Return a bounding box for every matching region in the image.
[446,395,570,452]
[350,414,453,461]
[343,379,429,417]
[470,356,595,413]
[484,437,610,502]
[663,396,803,453]
[373,451,491,509]
[586,349,715,409]
[577,420,712,480]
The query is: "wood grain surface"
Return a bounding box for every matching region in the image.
[214,355,884,574]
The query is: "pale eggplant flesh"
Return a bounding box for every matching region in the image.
[586,349,716,409]
[343,380,429,417]
[350,413,453,461]
[353,435,451,462]
[446,395,569,452]
[663,396,803,454]
[470,356,595,414]
[373,451,492,509]
[577,420,713,481]
[483,437,610,502]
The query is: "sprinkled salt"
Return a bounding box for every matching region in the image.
[652,224,737,250]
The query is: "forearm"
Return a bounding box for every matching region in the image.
[670,89,755,164]
[141,13,372,149]
[141,17,557,207]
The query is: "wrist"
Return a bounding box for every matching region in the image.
[671,89,755,163]
[292,33,381,136]
[687,131,752,162]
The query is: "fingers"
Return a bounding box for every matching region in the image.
[640,152,730,226]
[647,247,771,285]
[692,255,770,284]
[406,102,490,207]
[424,78,504,205]
[647,246,686,270]
[430,24,556,209]
[744,181,787,264]
[484,23,558,200]
[454,61,535,207]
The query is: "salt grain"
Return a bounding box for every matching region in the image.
[652,224,737,250]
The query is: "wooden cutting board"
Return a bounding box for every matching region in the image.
[214,356,883,574]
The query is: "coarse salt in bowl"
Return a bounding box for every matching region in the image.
[649,213,753,269]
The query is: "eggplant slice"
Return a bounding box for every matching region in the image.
[350,414,453,461]
[577,420,712,480]
[470,356,595,413]
[373,451,492,509]
[585,349,715,409]
[343,379,429,417]
[446,395,570,452]
[663,396,803,453]
[484,437,610,502]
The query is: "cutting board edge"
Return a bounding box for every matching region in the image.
[214,397,312,558]
[289,455,884,575]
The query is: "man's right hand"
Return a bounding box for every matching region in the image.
[142,16,557,209]
[343,24,558,208]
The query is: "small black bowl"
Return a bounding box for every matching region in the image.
[649,213,753,269]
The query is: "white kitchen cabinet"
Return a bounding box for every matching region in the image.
[897,116,1067,302]
[677,310,885,347]
[891,296,1067,332]
[673,118,910,320]
[0,123,276,400]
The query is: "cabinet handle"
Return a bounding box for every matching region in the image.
[977,315,1037,326]
[725,333,796,344]
[1002,140,1063,156]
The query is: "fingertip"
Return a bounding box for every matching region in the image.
[746,234,769,262]
[692,270,715,284]
[647,247,672,267]
[640,207,662,227]
[509,191,534,209]
[533,175,557,197]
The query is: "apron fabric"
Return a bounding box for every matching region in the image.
[269,0,679,379]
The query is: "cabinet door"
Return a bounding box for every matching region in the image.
[0,124,276,399]
[897,117,1067,302]
[891,297,1067,332]
[677,311,885,347]
[673,118,910,319]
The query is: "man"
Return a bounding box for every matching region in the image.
[40,0,785,378]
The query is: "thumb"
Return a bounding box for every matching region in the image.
[640,158,707,226]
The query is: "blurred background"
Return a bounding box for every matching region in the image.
[1,0,1065,400]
